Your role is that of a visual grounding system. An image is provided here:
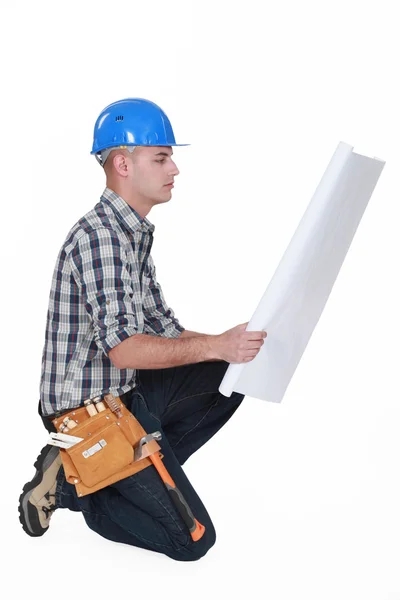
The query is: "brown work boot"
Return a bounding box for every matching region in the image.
[18,445,62,537]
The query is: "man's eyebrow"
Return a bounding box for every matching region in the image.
[154,151,173,157]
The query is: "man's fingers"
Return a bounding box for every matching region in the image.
[245,331,267,340]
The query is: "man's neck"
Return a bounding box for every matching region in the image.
[105,181,152,220]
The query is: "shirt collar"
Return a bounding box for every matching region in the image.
[100,187,155,234]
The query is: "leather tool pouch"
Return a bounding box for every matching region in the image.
[51,399,160,497]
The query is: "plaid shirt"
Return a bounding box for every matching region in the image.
[40,187,185,416]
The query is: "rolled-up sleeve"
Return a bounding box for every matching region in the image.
[68,228,142,355]
[143,257,184,338]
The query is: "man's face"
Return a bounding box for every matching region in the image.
[127,146,179,205]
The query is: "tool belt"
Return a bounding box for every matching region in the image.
[51,395,161,497]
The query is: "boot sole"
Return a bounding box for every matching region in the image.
[18,445,59,537]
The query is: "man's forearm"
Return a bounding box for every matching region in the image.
[109,332,219,370]
[179,329,224,361]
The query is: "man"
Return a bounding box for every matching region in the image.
[18,98,267,561]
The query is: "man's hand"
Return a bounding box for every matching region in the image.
[210,322,267,364]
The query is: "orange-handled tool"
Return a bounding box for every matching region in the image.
[135,432,205,542]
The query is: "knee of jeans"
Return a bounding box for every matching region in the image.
[173,520,217,562]
[228,391,245,407]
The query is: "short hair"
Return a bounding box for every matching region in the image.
[96,146,136,168]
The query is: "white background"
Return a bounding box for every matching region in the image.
[1,1,400,598]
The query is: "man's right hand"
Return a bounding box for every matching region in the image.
[211,322,267,364]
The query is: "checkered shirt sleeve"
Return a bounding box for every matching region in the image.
[68,227,141,355]
[143,255,185,337]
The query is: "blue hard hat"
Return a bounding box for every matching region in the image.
[91,98,189,157]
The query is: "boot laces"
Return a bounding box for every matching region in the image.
[42,493,56,517]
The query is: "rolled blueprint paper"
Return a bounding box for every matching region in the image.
[219,141,385,403]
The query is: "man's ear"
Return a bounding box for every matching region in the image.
[113,153,129,176]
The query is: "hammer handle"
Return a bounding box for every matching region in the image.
[150,452,205,542]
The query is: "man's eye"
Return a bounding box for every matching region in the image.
[155,159,165,164]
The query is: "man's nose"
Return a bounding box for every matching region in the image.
[170,160,180,177]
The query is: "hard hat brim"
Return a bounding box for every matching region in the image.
[90,143,190,155]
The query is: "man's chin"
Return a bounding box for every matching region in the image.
[159,190,173,202]
[152,195,171,206]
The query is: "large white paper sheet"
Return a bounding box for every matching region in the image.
[219,142,385,403]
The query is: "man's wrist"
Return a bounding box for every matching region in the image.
[179,331,220,362]
[202,334,219,361]
[179,331,220,361]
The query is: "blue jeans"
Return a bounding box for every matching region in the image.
[53,360,244,561]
